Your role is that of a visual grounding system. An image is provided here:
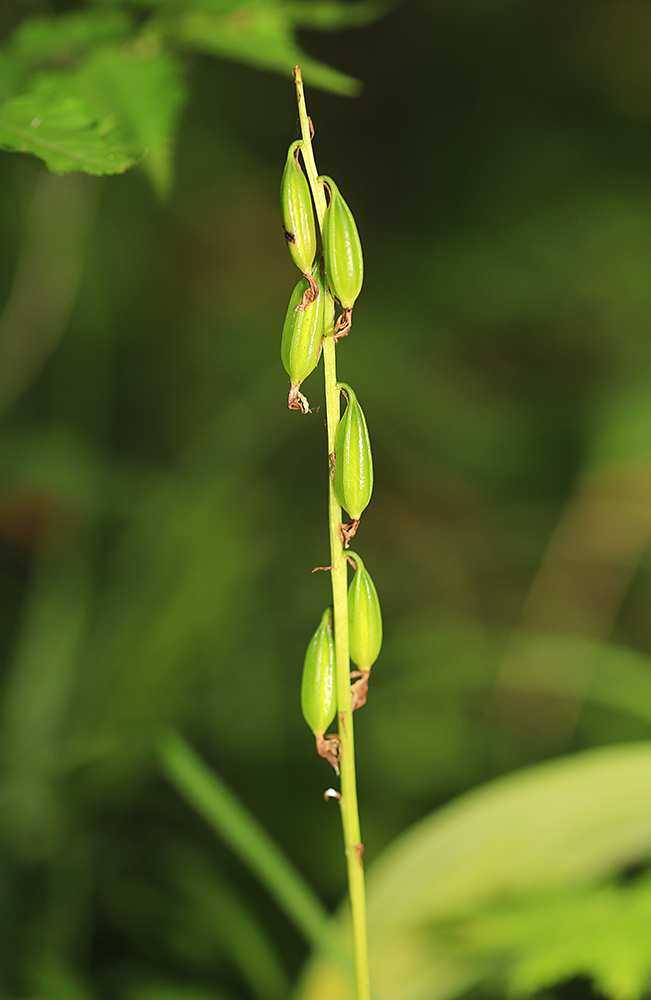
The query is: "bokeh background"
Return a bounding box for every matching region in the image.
[4,0,651,997]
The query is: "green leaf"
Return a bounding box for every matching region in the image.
[0,42,186,190]
[298,742,651,1000]
[282,0,389,30]
[160,2,361,95]
[459,877,651,1000]
[9,8,133,64]
[0,83,136,176]
[0,11,151,178]
[0,53,27,102]
[73,45,187,196]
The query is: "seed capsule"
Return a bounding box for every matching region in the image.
[347,551,382,671]
[319,175,363,339]
[333,382,373,542]
[281,264,325,413]
[281,141,317,285]
[301,607,339,770]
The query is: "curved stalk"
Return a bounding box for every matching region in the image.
[293,66,370,1000]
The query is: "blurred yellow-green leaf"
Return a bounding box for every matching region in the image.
[299,743,651,1000]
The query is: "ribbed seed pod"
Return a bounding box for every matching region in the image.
[319,176,363,308]
[347,551,382,670]
[333,383,373,530]
[281,141,317,281]
[319,175,362,340]
[301,607,336,736]
[301,607,339,769]
[281,263,325,412]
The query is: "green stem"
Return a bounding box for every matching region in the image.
[293,69,327,228]
[294,66,370,1000]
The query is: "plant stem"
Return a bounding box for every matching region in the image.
[293,66,370,1000]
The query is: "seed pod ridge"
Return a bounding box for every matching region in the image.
[281,141,317,279]
[301,607,336,737]
[347,551,382,670]
[281,263,325,411]
[333,382,373,520]
[319,175,363,312]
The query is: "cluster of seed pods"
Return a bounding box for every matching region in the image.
[300,546,382,769]
[280,136,381,766]
[280,143,363,411]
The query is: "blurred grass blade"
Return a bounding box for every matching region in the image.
[158,730,350,972]
[0,172,97,417]
[126,983,234,1000]
[168,845,290,1000]
[493,633,651,730]
[0,519,96,858]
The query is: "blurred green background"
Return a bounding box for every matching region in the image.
[5,0,651,998]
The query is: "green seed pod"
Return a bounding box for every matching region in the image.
[301,607,336,737]
[281,141,317,279]
[281,263,325,412]
[333,382,373,521]
[319,175,363,311]
[347,551,382,670]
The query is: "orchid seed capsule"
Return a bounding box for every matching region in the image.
[333,382,373,523]
[281,141,317,287]
[347,551,382,671]
[281,263,325,412]
[301,608,339,770]
[301,606,336,737]
[319,175,363,338]
[319,176,363,308]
